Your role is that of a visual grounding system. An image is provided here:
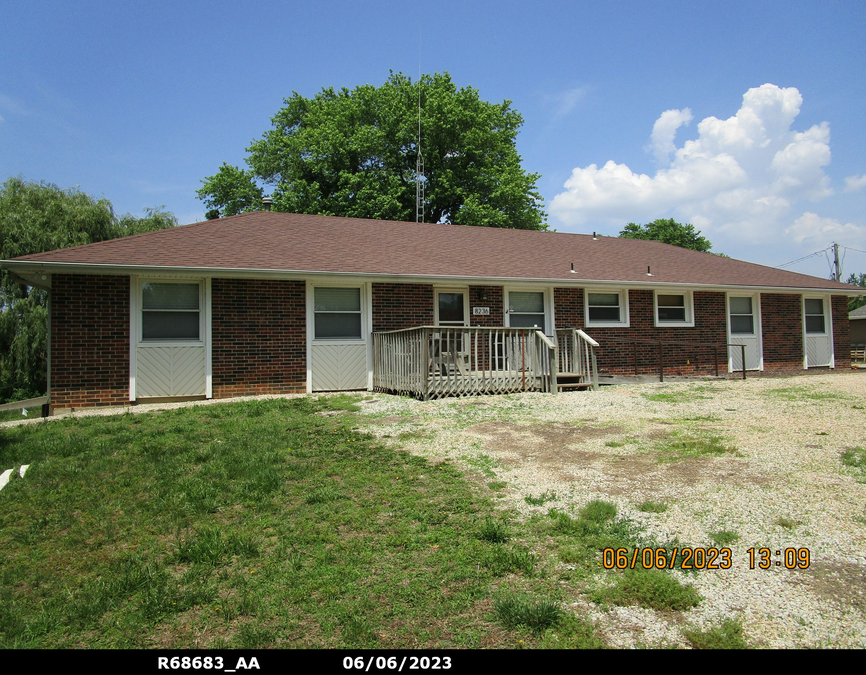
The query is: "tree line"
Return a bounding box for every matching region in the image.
[0,178,176,403]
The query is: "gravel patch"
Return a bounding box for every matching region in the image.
[355,372,866,648]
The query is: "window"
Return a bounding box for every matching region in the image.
[654,292,694,326]
[508,291,546,329]
[804,298,826,334]
[141,282,201,341]
[314,287,362,339]
[585,290,629,326]
[729,296,755,335]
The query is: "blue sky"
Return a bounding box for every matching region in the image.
[2,0,865,279]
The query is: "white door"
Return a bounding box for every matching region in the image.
[134,280,208,399]
[804,296,833,367]
[727,295,762,371]
[310,286,368,391]
[433,289,469,372]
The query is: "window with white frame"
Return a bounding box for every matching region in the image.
[804,298,826,334]
[508,291,546,329]
[728,296,755,334]
[655,292,693,326]
[585,290,628,326]
[314,287,362,340]
[141,282,201,341]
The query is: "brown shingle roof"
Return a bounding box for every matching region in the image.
[3,211,859,291]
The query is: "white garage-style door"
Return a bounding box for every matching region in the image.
[308,285,369,391]
[131,279,211,400]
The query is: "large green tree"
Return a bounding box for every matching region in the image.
[0,178,177,403]
[619,218,715,253]
[198,72,546,229]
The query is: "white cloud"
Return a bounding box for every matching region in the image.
[785,212,866,247]
[844,174,866,192]
[551,84,842,248]
[648,108,693,164]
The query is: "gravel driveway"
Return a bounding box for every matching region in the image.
[356,372,866,648]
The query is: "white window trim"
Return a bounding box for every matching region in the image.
[136,278,206,346]
[584,289,630,328]
[129,276,212,401]
[802,295,829,336]
[653,290,695,328]
[434,286,470,326]
[504,287,553,335]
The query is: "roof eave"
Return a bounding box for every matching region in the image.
[1,260,860,296]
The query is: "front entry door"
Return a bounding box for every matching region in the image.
[727,295,762,371]
[433,290,469,373]
[804,296,833,367]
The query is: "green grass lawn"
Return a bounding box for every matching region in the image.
[0,396,712,649]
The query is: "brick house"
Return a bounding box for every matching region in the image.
[1,212,859,411]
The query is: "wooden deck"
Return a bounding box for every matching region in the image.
[372,326,598,400]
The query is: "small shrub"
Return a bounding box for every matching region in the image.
[494,592,564,633]
[593,568,702,611]
[683,619,748,649]
[709,530,739,546]
[478,517,509,543]
[637,501,667,514]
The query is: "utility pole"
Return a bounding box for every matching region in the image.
[833,242,841,281]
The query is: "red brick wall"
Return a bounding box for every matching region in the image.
[51,274,130,409]
[761,293,803,371]
[469,286,504,327]
[372,283,433,331]
[554,287,583,328]
[211,279,306,397]
[832,295,850,368]
[553,288,728,375]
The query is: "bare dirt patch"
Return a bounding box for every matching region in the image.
[792,561,866,615]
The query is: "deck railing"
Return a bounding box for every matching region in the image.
[372,326,560,400]
[556,328,600,391]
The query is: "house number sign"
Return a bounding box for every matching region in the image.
[472,307,490,315]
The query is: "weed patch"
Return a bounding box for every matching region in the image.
[637,501,668,514]
[683,619,748,649]
[592,568,701,611]
[525,490,557,506]
[478,517,509,543]
[709,530,739,546]
[655,432,738,460]
[494,592,564,633]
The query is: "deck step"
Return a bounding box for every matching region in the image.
[558,381,593,391]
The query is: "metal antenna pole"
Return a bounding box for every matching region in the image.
[415,40,424,223]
